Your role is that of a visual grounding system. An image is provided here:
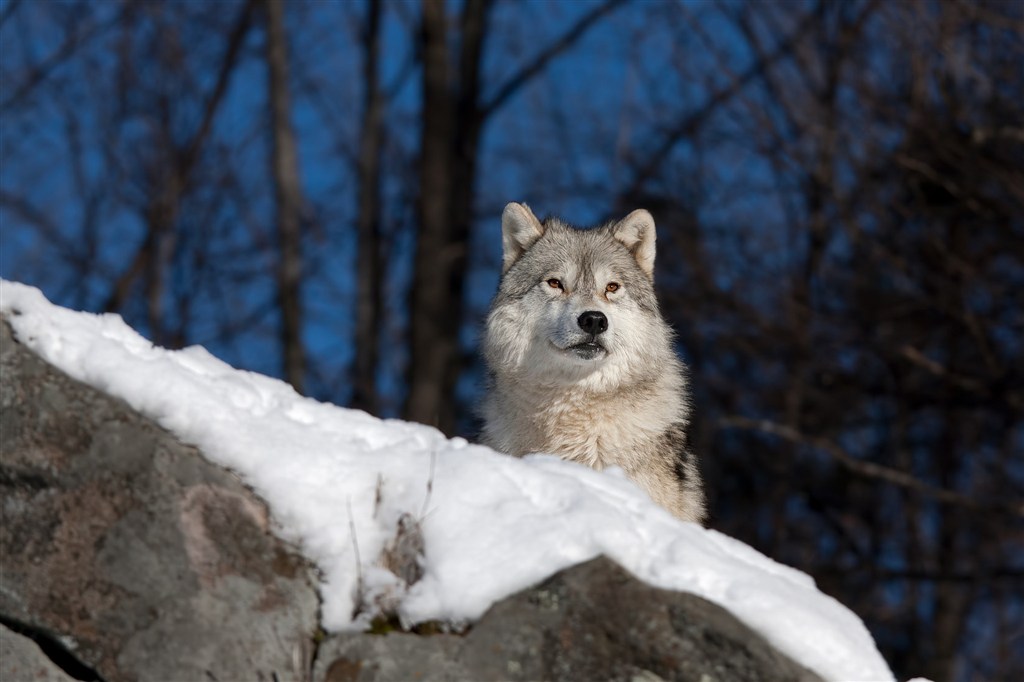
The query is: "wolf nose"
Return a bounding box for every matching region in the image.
[577,311,608,336]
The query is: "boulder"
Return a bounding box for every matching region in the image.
[0,321,320,681]
[315,556,822,682]
[1,624,78,682]
[1,317,822,682]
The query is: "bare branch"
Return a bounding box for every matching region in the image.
[899,345,986,394]
[623,6,818,198]
[183,0,257,177]
[875,568,1024,583]
[0,0,22,30]
[480,0,629,118]
[0,189,81,260]
[718,415,1024,517]
[1,7,122,113]
[103,0,255,315]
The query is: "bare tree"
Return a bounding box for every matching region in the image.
[405,0,629,433]
[405,0,454,429]
[351,0,385,413]
[101,0,255,347]
[621,2,1024,679]
[264,0,307,392]
[3,2,1019,678]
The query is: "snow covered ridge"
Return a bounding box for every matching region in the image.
[1,280,893,682]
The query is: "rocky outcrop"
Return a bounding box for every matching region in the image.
[1,624,77,682]
[315,556,821,682]
[1,318,821,682]
[1,320,320,681]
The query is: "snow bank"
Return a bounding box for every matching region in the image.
[0,280,893,681]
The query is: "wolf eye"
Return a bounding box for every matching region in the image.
[606,282,620,293]
[546,278,563,289]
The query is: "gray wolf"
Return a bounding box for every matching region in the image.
[481,203,706,524]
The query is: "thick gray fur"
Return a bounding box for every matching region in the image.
[482,203,706,524]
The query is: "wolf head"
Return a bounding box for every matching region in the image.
[485,202,677,389]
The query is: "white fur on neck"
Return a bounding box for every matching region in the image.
[484,368,686,471]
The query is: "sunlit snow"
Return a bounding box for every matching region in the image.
[1,280,894,681]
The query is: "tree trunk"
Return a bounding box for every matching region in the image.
[352,0,384,415]
[406,0,456,431]
[404,0,620,434]
[264,0,306,393]
[442,0,489,429]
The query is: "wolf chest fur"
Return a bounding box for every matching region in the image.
[482,203,706,524]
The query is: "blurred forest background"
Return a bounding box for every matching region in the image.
[1,0,1021,679]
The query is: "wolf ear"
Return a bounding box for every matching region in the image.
[612,209,656,279]
[501,202,545,273]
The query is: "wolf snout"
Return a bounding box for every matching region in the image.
[577,310,608,336]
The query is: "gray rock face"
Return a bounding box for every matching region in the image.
[0,321,320,682]
[315,556,823,682]
[1,316,824,682]
[1,624,77,682]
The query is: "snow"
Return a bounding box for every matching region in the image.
[1,280,894,682]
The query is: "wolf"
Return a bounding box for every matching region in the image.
[481,202,706,524]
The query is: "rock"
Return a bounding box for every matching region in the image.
[314,556,823,682]
[1,314,826,682]
[0,321,320,682]
[1,624,78,682]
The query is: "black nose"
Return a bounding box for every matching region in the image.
[577,310,608,336]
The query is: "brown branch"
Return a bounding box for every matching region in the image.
[102,0,255,315]
[893,152,986,215]
[0,0,21,30]
[899,344,1022,410]
[623,6,818,199]
[480,0,629,118]
[1,7,122,113]
[718,415,1024,517]
[874,568,1024,583]
[0,189,81,260]
[899,345,987,394]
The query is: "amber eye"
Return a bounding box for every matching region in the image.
[546,278,563,289]
[606,282,620,293]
